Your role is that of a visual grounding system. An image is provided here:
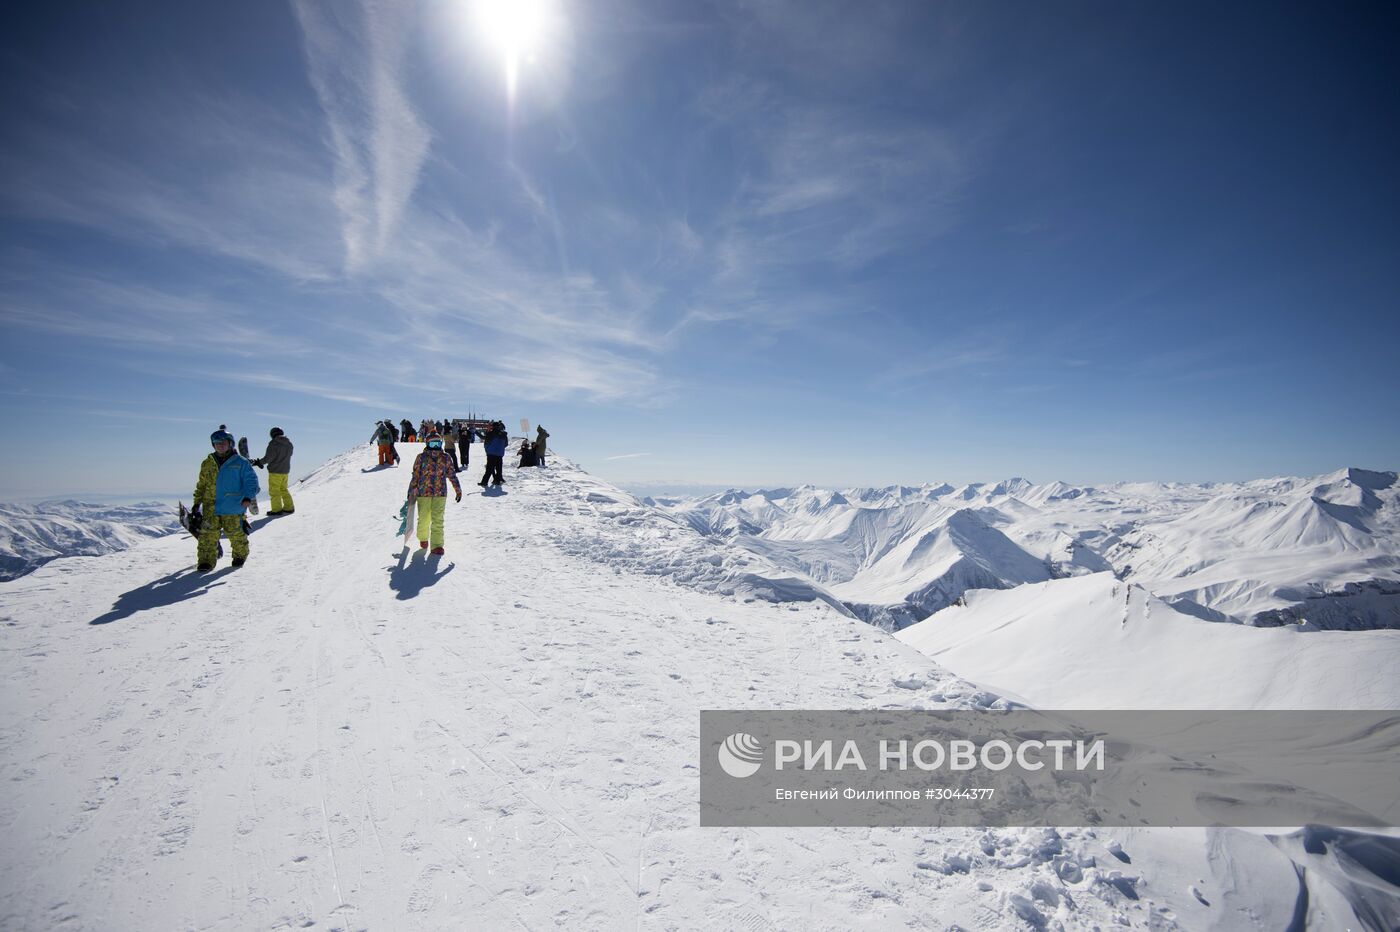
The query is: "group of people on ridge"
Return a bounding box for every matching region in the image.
[375,418,550,554]
[192,426,295,571]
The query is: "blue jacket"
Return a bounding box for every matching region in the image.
[202,453,260,516]
[484,430,508,457]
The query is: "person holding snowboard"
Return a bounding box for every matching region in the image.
[408,431,462,554]
[372,421,394,466]
[252,427,295,514]
[193,428,259,571]
[479,421,508,487]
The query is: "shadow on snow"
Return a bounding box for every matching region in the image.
[89,567,235,625]
[388,546,454,600]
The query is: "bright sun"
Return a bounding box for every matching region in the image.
[473,0,553,98]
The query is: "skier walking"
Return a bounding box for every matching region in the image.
[252,427,295,514]
[194,428,259,571]
[408,431,462,554]
[479,421,508,487]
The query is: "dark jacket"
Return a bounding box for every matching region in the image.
[483,427,508,457]
[258,435,293,474]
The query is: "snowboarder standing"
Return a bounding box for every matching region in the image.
[479,421,508,487]
[456,422,475,472]
[408,431,462,554]
[252,427,295,515]
[534,425,549,467]
[194,428,259,571]
[443,424,459,472]
[372,421,394,466]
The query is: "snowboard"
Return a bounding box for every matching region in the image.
[237,436,260,514]
[178,502,224,557]
[398,494,417,543]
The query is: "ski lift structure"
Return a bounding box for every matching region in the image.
[451,411,498,435]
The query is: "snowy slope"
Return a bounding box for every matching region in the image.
[658,467,1400,630]
[895,573,1400,709]
[1107,467,1400,628]
[0,500,180,581]
[3,446,1398,929]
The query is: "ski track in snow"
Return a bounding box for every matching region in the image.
[0,446,1391,930]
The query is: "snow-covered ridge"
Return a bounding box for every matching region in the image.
[654,467,1400,630]
[2,445,1398,928]
[0,500,180,581]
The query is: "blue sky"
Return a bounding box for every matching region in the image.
[2,1,1397,499]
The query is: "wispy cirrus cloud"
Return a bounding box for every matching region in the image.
[291,0,431,275]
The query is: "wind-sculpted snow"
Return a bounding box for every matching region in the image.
[657,466,1400,631]
[0,500,181,580]
[896,573,1400,709]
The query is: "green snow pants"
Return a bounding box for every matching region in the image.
[416,495,447,548]
[198,513,249,565]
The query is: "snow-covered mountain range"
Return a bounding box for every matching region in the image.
[0,500,181,581]
[649,466,1400,632]
[2,447,1397,929]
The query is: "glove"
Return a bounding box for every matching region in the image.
[455,491,462,503]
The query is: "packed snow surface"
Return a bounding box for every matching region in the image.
[2,446,1398,929]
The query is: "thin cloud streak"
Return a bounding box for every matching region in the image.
[292,0,431,274]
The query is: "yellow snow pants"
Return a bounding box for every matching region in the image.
[416,495,447,548]
[268,473,294,513]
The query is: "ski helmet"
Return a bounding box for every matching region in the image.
[269,427,284,438]
[210,429,235,446]
[425,432,443,449]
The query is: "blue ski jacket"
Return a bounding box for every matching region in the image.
[483,430,508,457]
[196,453,261,516]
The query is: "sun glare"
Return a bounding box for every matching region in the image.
[473,0,554,100]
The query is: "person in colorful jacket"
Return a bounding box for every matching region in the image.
[478,421,508,487]
[407,431,462,554]
[252,427,295,515]
[193,428,260,571]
